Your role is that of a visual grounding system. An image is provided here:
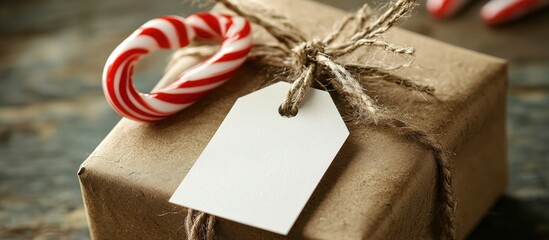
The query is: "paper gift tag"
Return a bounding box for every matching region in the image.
[170,81,349,235]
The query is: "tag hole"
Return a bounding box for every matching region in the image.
[278,105,298,118]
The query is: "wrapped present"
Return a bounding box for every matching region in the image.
[78,0,508,239]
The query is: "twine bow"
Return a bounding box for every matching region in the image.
[179,0,457,239]
[244,1,425,120]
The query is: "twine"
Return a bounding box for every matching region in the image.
[185,209,216,240]
[179,0,456,239]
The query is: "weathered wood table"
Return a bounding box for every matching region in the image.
[0,0,547,239]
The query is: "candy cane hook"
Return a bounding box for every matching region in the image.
[102,13,252,122]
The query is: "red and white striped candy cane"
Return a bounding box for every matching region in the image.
[427,0,549,24]
[481,0,549,25]
[427,0,471,18]
[102,13,252,122]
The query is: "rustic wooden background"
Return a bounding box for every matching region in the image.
[0,0,547,239]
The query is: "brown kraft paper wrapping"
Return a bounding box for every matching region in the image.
[78,0,508,239]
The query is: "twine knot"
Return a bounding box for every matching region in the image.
[291,39,325,67]
[279,39,327,117]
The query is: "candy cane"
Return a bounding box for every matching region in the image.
[426,0,471,18]
[102,13,252,122]
[481,0,549,25]
[427,0,549,24]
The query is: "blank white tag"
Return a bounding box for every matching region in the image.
[170,82,349,235]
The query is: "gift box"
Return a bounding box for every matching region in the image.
[78,0,508,239]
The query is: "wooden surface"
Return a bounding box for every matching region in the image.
[0,0,547,239]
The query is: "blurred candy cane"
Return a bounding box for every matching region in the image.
[427,0,549,24]
[427,0,471,18]
[102,13,252,122]
[482,0,549,24]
